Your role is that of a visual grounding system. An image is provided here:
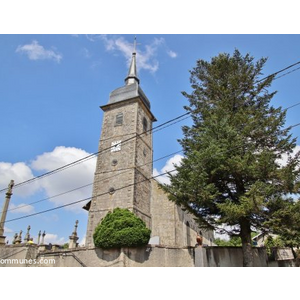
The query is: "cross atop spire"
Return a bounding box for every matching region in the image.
[125,37,139,85]
[133,36,137,54]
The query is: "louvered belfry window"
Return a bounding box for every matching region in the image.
[115,113,123,126]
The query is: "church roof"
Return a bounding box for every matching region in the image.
[108,81,151,109]
[107,39,151,110]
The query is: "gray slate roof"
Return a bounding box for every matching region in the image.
[108,81,151,109]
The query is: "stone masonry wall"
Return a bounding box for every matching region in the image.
[132,102,153,227]
[0,245,295,267]
[150,179,214,247]
[86,98,153,247]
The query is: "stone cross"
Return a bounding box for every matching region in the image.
[15,230,23,244]
[12,233,18,244]
[72,220,79,236]
[37,230,41,245]
[24,225,31,243]
[0,180,14,246]
[69,220,79,249]
[41,231,46,244]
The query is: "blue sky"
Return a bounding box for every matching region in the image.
[1,34,300,245]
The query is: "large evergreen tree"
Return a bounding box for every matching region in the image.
[162,50,300,266]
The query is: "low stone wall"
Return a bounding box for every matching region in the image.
[0,245,195,267]
[123,246,195,267]
[0,244,296,267]
[195,247,268,267]
[0,245,38,267]
[33,246,195,267]
[195,246,296,267]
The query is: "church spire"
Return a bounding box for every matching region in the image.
[125,37,139,85]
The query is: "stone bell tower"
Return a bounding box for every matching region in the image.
[84,41,156,247]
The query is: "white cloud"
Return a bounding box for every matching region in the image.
[86,34,98,42]
[43,233,65,245]
[167,50,177,58]
[4,226,14,234]
[1,146,96,213]
[82,47,91,58]
[0,162,40,197]
[161,154,183,173]
[79,234,86,246]
[9,203,35,214]
[276,145,300,167]
[16,40,62,63]
[31,146,96,211]
[153,154,183,185]
[87,35,178,73]
[99,35,168,74]
[90,60,102,69]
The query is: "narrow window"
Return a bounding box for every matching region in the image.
[115,113,123,126]
[143,117,148,132]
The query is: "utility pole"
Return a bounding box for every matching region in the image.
[0,180,14,246]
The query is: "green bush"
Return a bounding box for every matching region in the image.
[93,208,151,249]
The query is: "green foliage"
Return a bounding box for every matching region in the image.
[62,243,69,249]
[215,232,258,247]
[161,49,300,266]
[265,199,300,248]
[93,208,151,249]
[264,235,285,257]
[214,236,242,247]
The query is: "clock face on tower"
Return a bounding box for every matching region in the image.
[111,140,122,152]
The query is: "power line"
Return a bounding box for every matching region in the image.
[4,114,300,222]
[5,117,300,224]
[4,112,300,216]
[273,65,300,81]
[2,60,300,195]
[285,101,300,111]
[2,96,300,207]
[288,122,300,130]
[152,115,191,133]
[257,60,300,83]
[6,108,300,215]
[0,112,190,194]
[2,169,177,225]
[1,149,183,214]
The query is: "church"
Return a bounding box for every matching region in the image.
[1,42,297,267]
[0,45,215,267]
[82,44,214,249]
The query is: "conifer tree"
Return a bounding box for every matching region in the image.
[162,50,300,266]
